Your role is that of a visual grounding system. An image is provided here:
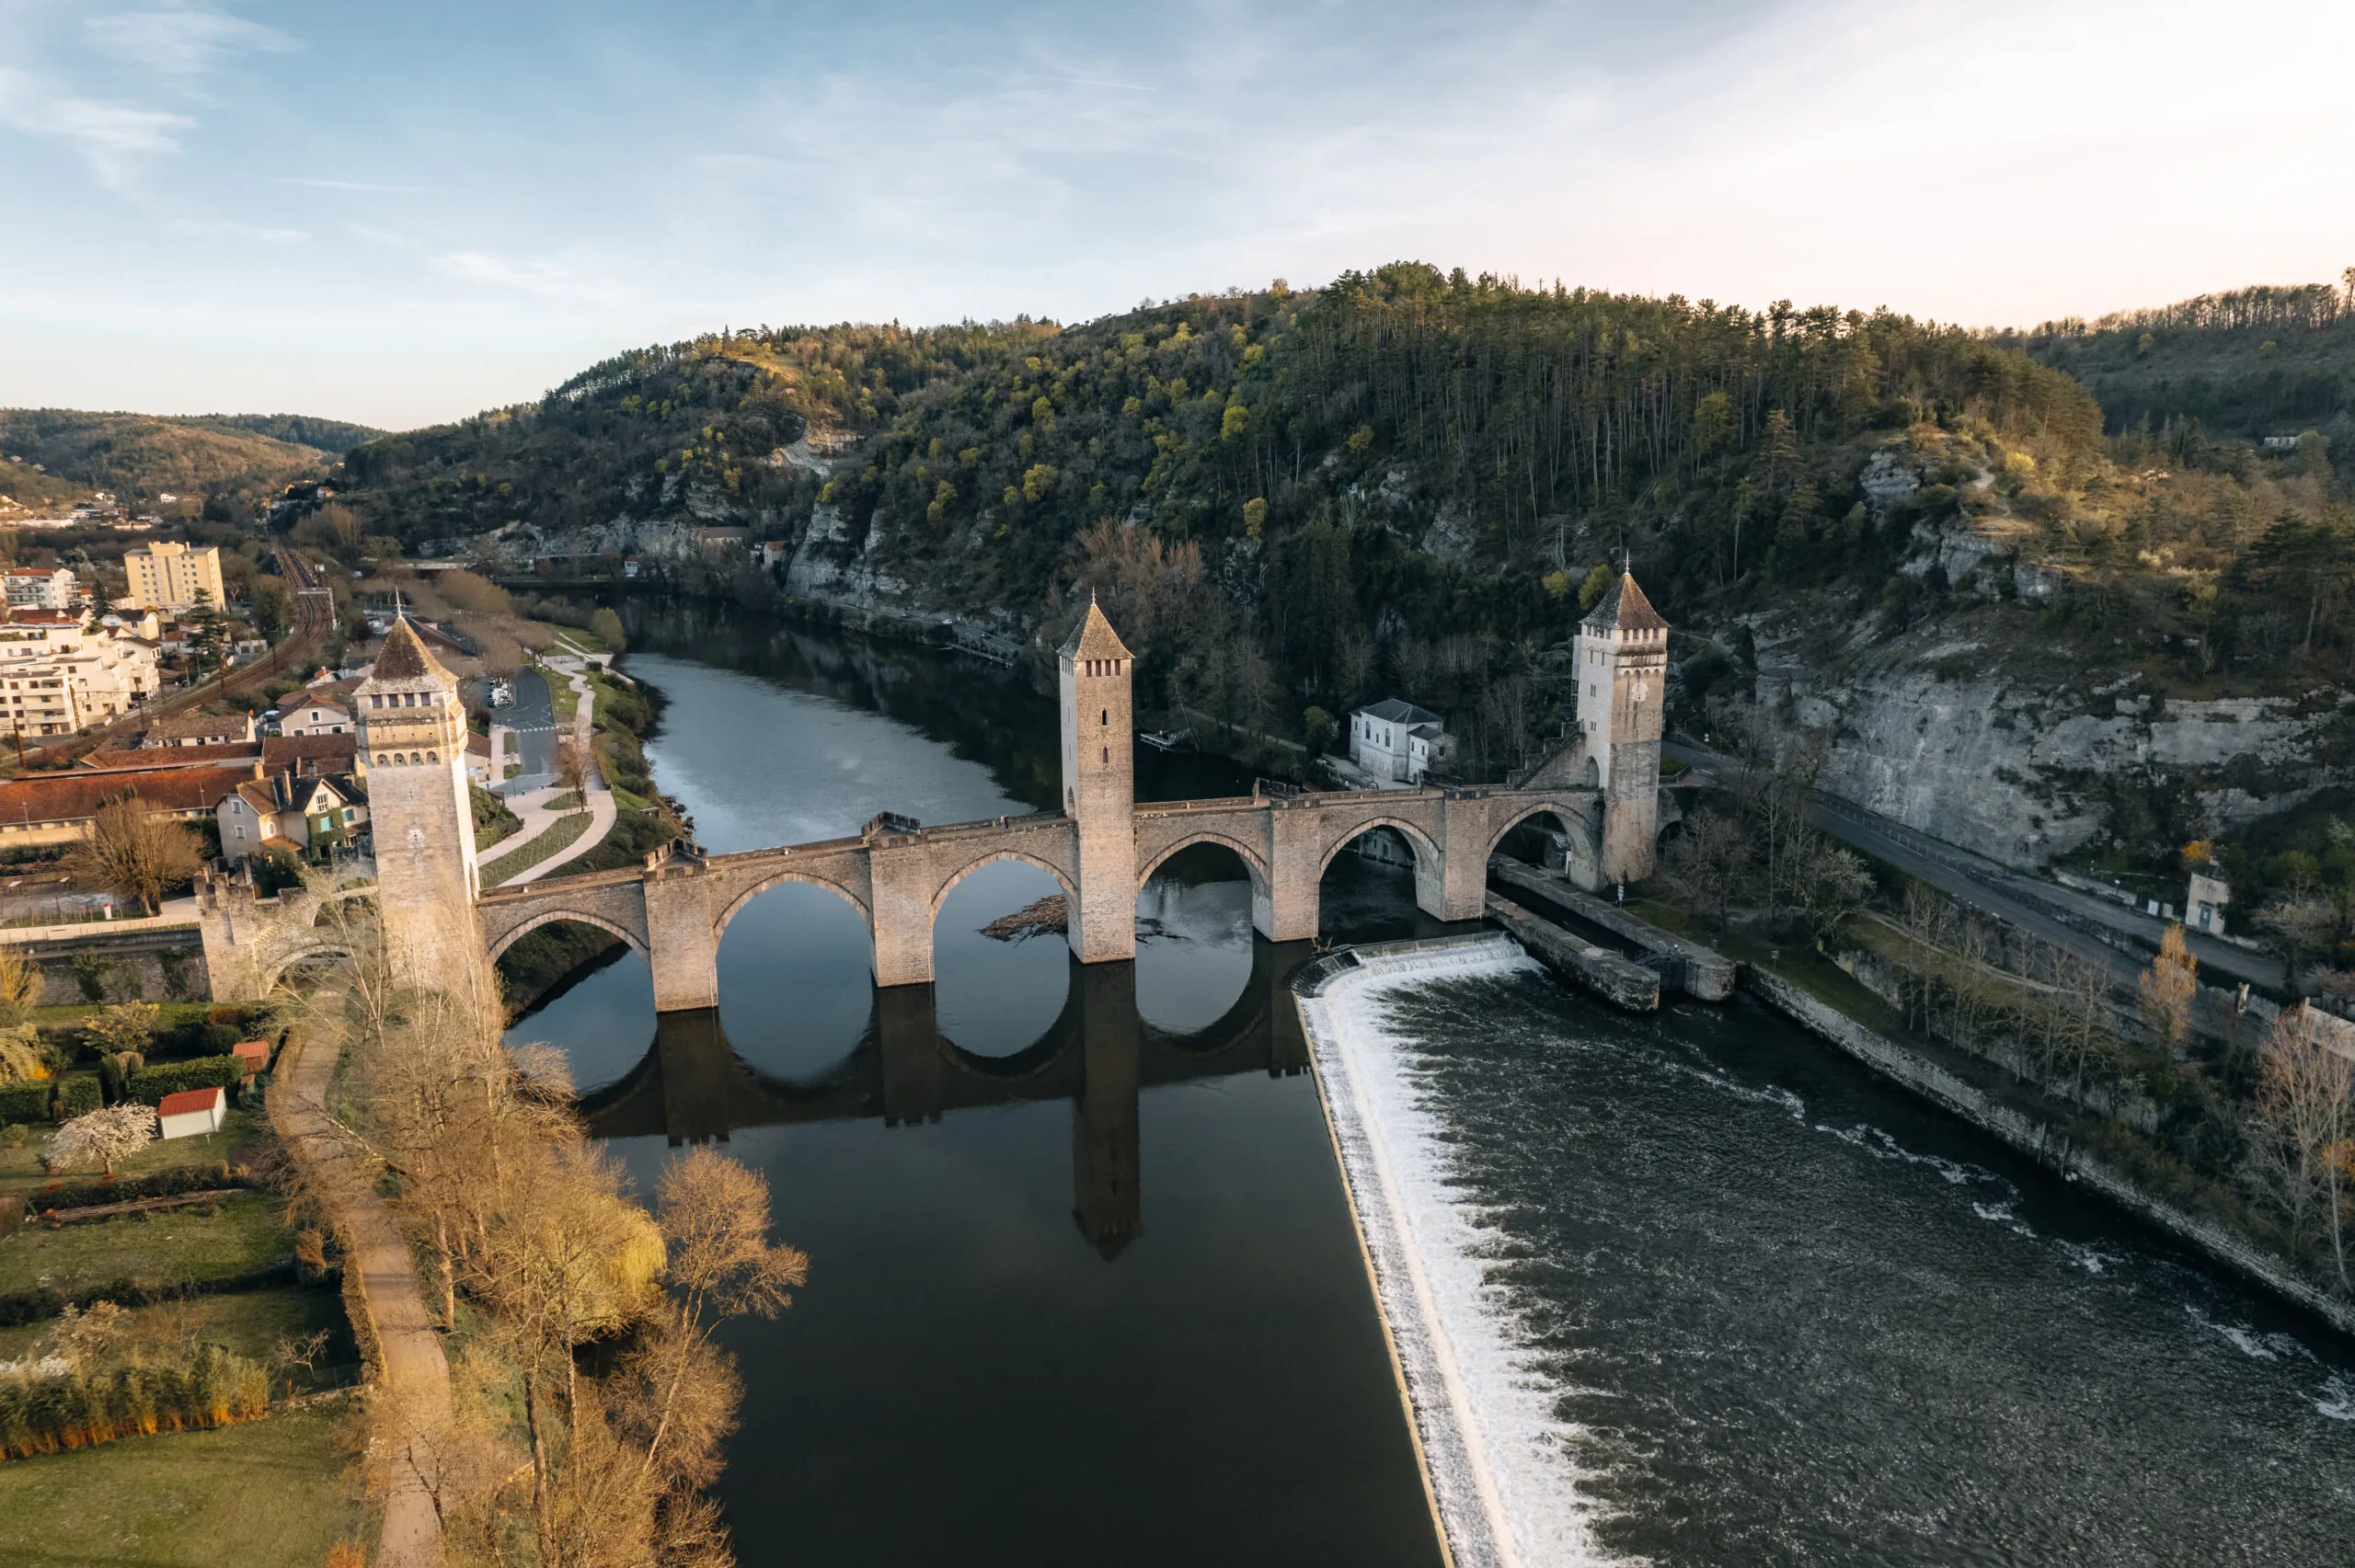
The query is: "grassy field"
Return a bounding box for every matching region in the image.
[478,809,593,887]
[0,1283,350,1372]
[0,1108,266,1208]
[0,1402,368,1568]
[0,1191,292,1294]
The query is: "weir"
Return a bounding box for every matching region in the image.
[198,582,1680,1009]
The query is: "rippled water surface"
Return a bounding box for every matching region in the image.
[1359,967,2355,1565]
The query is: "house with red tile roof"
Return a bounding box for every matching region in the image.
[157,1086,224,1139]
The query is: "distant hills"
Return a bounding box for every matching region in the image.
[1998,280,2355,442]
[0,407,381,522]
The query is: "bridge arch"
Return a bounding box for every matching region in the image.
[261,943,351,993]
[927,849,1078,920]
[1316,815,1442,878]
[487,908,649,963]
[1485,796,1602,885]
[714,870,873,939]
[1137,830,1270,898]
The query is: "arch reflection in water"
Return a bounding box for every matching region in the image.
[578,938,1313,1255]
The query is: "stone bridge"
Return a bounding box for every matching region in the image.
[200,590,1679,1008]
[471,781,1608,1011]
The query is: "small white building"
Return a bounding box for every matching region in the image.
[2188,868,2231,936]
[1350,698,1454,785]
[156,1086,224,1139]
[281,699,351,737]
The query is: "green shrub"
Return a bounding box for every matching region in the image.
[124,1055,243,1105]
[57,1076,98,1117]
[0,1081,52,1126]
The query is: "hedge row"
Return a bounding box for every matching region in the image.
[31,1162,257,1216]
[0,1257,298,1328]
[0,1076,99,1127]
[0,1343,271,1459]
[125,1054,244,1105]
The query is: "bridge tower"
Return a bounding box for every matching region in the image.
[1058,597,1137,965]
[1572,569,1668,884]
[355,618,479,990]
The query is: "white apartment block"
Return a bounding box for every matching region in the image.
[123,540,226,611]
[0,612,160,735]
[3,567,76,611]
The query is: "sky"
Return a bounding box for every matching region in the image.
[3,0,2351,432]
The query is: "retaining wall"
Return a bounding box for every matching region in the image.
[1485,893,1659,1012]
[1489,858,1736,1000]
[1742,967,2355,1338]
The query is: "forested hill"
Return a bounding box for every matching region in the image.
[0,407,376,520]
[334,264,2355,780]
[1998,278,2355,444]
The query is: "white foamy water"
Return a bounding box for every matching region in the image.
[1299,936,1614,1568]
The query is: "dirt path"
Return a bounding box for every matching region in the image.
[272,1027,451,1568]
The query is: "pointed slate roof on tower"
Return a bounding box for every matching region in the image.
[1580,570,1669,633]
[1058,595,1135,662]
[367,616,454,684]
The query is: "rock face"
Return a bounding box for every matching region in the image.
[1782,663,2354,865]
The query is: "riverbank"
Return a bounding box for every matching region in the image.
[1741,966,2355,1339]
[1296,933,1603,1568]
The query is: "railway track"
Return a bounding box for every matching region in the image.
[6,544,338,773]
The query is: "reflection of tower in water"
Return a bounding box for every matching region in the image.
[1072,962,1143,1258]
[609,939,1313,1259]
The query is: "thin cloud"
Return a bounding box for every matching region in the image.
[435,250,636,308]
[172,216,309,244]
[281,177,434,193]
[85,7,299,77]
[0,65,194,188]
[1015,73,1155,91]
[347,223,425,252]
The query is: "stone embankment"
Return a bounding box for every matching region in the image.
[1484,892,1660,1011]
[1742,967,2355,1339]
[1488,858,1736,1000]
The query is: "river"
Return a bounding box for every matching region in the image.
[510,599,2353,1566]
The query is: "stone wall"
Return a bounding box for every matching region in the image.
[1742,966,2355,1337]
[1486,893,1660,1011]
[31,944,210,1006]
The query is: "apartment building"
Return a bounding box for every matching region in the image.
[3,567,76,611]
[122,540,226,611]
[0,611,161,735]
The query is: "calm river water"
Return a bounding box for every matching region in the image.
[511,599,2354,1566]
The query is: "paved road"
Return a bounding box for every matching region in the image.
[1662,739,2287,993]
[502,669,557,784]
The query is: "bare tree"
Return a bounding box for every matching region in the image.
[637,1149,808,1483]
[2256,895,2338,992]
[63,796,205,916]
[1660,809,1752,934]
[2248,1006,2355,1293]
[554,737,591,805]
[1786,831,1873,948]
